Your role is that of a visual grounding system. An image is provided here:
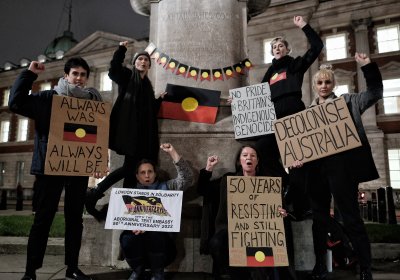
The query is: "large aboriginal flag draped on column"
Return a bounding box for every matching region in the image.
[158,84,221,124]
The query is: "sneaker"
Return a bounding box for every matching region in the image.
[65,268,92,280]
[360,269,373,280]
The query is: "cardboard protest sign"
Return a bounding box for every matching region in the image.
[274,97,361,168]
[44,95,111,176]
[229,82,276,139]
[105,188,183,232]
[227,176,288,267]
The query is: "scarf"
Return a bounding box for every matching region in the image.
[54,78,103,101]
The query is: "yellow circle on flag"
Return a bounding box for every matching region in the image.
[245,61,251,67]
[215,72,221,78]
[161,57,167,64]
[190,70,197,76]
[271,73,278,80]
[75,128,86,138]
[181,97,198,112]
[226,69,232,76]
[202,72,209,78]
[255,251,266,262]
[179,67,186,73]
[169,62,176,68]
[236,66,242,72]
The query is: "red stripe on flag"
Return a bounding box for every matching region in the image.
[63,131,97,143]
[247,256,275,267]
[158,101,218,124]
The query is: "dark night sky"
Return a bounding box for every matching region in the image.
[0,0,150,66]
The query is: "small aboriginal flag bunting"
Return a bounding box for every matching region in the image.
[223,66,235,79]
[242,58,253,70]
[157,53,169,66]
[212,69,224,81]
[63,123,97,143]
[246,247,274,267]
[166,59,179,72]
[200,69,211,81]
[176,63,189,77]
[158,83,221,124]
[233,63,244,75]
[144,43,157,55]
[187,66,199,80]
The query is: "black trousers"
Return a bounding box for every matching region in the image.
[120,230,176,272]
[26,175,88,271]
[308,156,372,270]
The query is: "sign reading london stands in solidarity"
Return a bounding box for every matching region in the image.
[44,95,111,176]
[105,188,183,232]
[274,97,361,168]
[229,82,276,139]
[227,176,288,267]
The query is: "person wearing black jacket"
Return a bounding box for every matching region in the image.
[86,41,166,219]
[9,58,103,280]
[256,16,324,220]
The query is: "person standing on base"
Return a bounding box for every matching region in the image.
[9,58,104,280]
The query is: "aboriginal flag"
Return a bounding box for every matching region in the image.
[158,53,169,66]
[223,66,234,79]
[63,123,97,143]
[233,63,244,75]
[242,58,253,70]
[158,83,221,124]
[166,58,179,72]
[246,247,274,267]
[176,63,189,77]
[200,69,211,81]
[187,66,199,80]
[151,49,160,60]
[212,69,224,81]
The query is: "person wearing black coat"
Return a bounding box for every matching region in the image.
[256,15,324,220]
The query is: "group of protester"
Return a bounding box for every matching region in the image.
[9,14,381,280]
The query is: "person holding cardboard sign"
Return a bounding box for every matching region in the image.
[306,53,383,280]
[256,15,324,221]
[119,143,193,280]
[197,146,296,280]
[9,58,104,280]
[85,41,166,220]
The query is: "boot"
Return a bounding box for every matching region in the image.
[125,258,143,280]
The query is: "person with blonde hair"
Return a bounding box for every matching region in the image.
[306,53,382,280]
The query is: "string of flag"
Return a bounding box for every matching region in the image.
[144,42,253,82]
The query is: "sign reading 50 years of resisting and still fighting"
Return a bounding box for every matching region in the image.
[44,95,111,176]
[274,97,361,168]
[229,83,276,139]
[227,176,288,267]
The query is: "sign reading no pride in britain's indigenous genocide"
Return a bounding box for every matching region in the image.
[229,82,276,139]
[227,176,288,267]
[105,188,183,232]
[274,97,361,168]
[44,95,111,176]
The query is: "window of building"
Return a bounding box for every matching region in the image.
[325,33,347,61]
[263,38,274,64]
[388,149,400,188]
[0,162,5,186]
[0,121,10,143]
[100,71,112,91]
[16,161,25,184]
[40,82,51,91]
[2,89,10,107]
[17,118,29,141]
[335,84,350,96]
[377,25,400,53]
[382,78,400,114]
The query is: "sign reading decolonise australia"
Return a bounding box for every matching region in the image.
[274,97,361,168]
[229,83,276,139]
[44,95,111,176]
[105,188,183,233]
[227,176,288,267]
